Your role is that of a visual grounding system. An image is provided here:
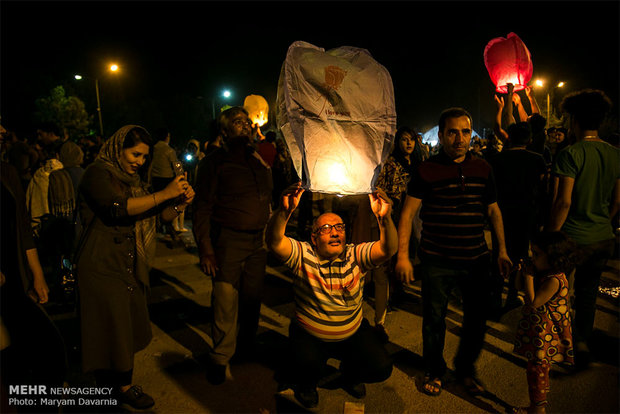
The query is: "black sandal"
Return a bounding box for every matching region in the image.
[422,374,442,396]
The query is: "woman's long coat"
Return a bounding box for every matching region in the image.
[76,162,152,373]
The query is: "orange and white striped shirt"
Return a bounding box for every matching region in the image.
[284,240,376,341]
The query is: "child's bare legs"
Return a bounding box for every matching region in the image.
[514,360,550,413]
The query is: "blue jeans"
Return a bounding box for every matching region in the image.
[419,260,492,379]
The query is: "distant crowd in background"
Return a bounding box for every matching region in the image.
[1,85,619,413]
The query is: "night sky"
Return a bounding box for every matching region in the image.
[2,0,619,142]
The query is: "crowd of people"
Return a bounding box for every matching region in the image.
[0,86,618,413]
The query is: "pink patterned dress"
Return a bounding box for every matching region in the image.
[514,272,575,365]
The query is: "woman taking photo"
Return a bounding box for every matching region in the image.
[75,125,194,409]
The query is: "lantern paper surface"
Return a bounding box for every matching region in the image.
[484,32,533,94]
[277,41,396,195]
[243,95,269,127]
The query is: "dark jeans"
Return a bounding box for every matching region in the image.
[287,319,393,388]
[572,238,615,345]
[419,261,492,379]
[492,205,537,303]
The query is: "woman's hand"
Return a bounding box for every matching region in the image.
[179,185,195,207]
[163,174,190,200]
[395,257,415,285]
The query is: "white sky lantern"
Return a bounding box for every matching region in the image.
[277,41,396,195]
[243,94,269,127]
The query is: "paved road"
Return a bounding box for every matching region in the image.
[51,226,619,414]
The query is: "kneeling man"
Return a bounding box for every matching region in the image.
[266,183,397,408]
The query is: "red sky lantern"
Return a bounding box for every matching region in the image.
[484,32,533,94]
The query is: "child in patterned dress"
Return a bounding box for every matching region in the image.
[512,232,579,413]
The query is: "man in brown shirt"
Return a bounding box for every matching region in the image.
[193,107,273,384]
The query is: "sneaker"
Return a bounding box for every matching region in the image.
[294,386,318,408]
[342,381,366,399]
[118,385,154,410]
[206,363,228,385]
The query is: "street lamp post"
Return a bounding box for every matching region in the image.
[75,63,119,137]
[535,79,565,127]
[95,78,103,136]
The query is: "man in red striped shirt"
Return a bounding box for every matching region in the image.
[396,107,512,397]
[266,183,397,408]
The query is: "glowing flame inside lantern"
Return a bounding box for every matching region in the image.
[243,95,269,127]
[326,162,349,189]
[252,110,268,127]
[309,152,363,195]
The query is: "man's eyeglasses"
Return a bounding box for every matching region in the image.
[232,119,253,127]
[314,223,346,235]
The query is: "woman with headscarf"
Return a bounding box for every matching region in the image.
[370,126,421,341]
[75,125,194,409]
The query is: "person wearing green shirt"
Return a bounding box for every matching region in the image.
[548,89,620,369]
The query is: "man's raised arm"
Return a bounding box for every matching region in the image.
[265,182,305,261]
[368,189,398,265]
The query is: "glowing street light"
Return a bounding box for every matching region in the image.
[212,89,233,120]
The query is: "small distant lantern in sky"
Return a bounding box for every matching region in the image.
[277,41,396,195]
[243,94,269,127]
[484,32,533,94]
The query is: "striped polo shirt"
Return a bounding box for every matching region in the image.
[408,151,496,268]
[284,239,376,341]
